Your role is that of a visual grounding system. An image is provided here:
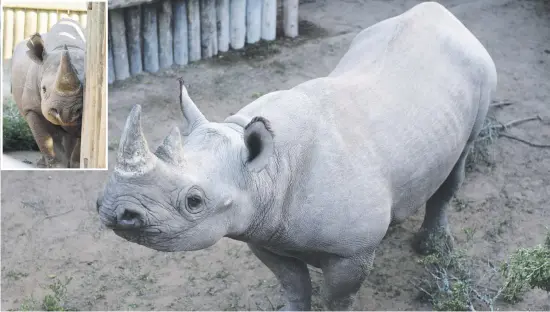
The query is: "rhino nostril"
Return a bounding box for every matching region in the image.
[118,209,142,227]
[49,108,59,116]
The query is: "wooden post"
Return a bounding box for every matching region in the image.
[108,31,115,84]
[125,5,143,75]
[261,0,276,41]
[230,0,246,49]
[48,11,58,29]
[283,0,298,38]
[187,0,201,62]
[80,12,88,28]
[158,0,174,68]
[173,0,189,65]
[38,11,49,34]
[14,9,25,47]
[3,9,15,59]
[81,2,107,169]
[24,10,38,39]
[216,0,229,53]
[200,0,217,58]
[142,3,160,72]
[246,0,261,44]
[109,9,130,80]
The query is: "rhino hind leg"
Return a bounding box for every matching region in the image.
[413,144,472,255]
[247,244,312,311]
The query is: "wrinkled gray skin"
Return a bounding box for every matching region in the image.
[97,2,497,310]
[11,18,86,168]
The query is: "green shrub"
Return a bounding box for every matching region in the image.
[500,231,550,302]
[2,97,39,152]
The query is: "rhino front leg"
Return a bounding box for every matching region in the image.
[413,145,471,255]
[321,250,375,310]
[25,111,63,167]
[248,244,312,311]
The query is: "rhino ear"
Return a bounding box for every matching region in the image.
[155,126,185,166]
[243,117,274,172]
[26,33,47,64]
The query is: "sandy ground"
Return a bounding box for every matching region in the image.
[2,0,550,310]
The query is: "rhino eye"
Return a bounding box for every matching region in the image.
[42,86,46,93]
[186,195,202,211]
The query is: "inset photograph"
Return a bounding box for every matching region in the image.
[2,0,107,169]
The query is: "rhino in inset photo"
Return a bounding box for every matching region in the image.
[10,18,86,168]
[97,2,497,310]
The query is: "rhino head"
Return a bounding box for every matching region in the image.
[96,79,275,251]
[27,33,84,127]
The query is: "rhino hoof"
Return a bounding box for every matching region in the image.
[412,228,455,256]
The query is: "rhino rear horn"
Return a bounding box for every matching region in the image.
[115,104,157,176]
[55,45,82,95]
[177,78,207,135]
[155,126,185,166]
[26,33,47,64]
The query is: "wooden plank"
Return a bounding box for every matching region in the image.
[80,12,88,28]
[3,9,15,59]
[229,0,246,50]
[3,2,87,11]
[187,0,201,62]
[142,3,160,72]
[216,0,229,53]
[109,8,130,80]
[124,5,142,75]
[48,11,58,29]
[283,0,298,38]
[24,10,38,39]
[80,2,107,169]
[70,12,80,23]
[108,30,115,84]
[173,0,189,65]
[37,11,49,34]
[200,0,217,58]
[246,0,261,44]
[14,9,25,46]
[158,0,174,68]
[261,0,276,41]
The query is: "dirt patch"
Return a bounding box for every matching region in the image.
[2,0,550,311]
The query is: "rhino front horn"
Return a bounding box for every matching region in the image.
[115,104,157,175]
[55,45,82,95]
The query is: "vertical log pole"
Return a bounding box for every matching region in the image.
[37,11,49,34]
[246,0,261,44]
[173,0,189,65]
[108,31,115,84]
[158,0,174,68]
[230,0,246,50]
[216,0,230,53]
[187,0,201,62]
[80,12,88,28]
[125,5,142,75]
[81,2,107,169]
[200,0,217,58]
[261,0,276,41]
[14,9,25,48]
[109,9,130,80]
[24,10,38,39]
[142,3,160,72]
[3,9,15,59]
[283,0,298,38]
[48,11,58,29]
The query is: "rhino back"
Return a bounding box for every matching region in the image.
[229,2,496,254]
[44,18,86,51]
[11,40,41,113]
